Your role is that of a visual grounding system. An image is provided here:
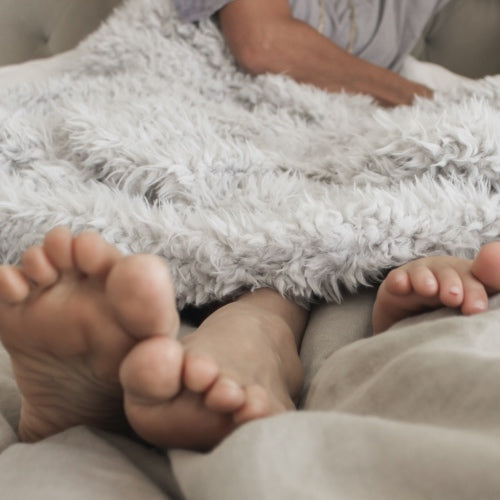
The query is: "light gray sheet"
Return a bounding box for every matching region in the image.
[1,1,500,497]
[2,293,500,499]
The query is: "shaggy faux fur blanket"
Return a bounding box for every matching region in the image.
[1,0,500,307]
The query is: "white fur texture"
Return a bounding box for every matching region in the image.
[1,0,500,307]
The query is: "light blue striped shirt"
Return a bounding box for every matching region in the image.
[171,0,450,71]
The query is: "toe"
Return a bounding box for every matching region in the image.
[434,267,464,307]
[471,242,500,291]
[22,246,59,287]
[204,376,245,412]
[106,254,179,339]
[43,227,75,271]
[384,268,412,295]
[233,385,281,424]
[120,336,184,402]
[460,274,488,315]
[0,266,31,303]
[183,352,219,392]
[409,266,439,297]
[74,232,122,278]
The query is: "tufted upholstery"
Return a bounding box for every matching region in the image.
[0,0,498,76]
[0,0,121,66]
[412,0,500,79]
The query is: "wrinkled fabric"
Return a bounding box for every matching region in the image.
[171,0,450,70]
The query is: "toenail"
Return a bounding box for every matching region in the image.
[220,377,243,394]
[473,300,487,311]
[449,286,461,296]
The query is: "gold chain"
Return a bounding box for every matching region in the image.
[347,0,356,53]
[317,0,326,35]
[317,0,357,53]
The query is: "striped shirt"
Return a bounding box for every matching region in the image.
[171,0,450,71]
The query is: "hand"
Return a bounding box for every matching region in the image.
[374,78,434,107]
[220,0,434,107]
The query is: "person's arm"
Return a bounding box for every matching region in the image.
[219,0,433,106]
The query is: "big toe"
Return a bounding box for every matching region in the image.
[472,242,500,290]
[120,336,184,401]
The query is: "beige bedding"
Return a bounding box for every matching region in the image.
[2,292,500,499]
[1,2,500,497]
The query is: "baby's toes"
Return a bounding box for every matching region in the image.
[408,265,439,297]
[460,275,488,315]
[434,267,464,307]
[384,268,412,295]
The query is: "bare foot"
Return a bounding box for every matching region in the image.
[0,227,179,441]
[372,242,500,334]
[120,289,307,450]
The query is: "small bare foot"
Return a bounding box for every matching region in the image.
[120,289,306,450]
[372,242,500,335]
[0,227,179,441]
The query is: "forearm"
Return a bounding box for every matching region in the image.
[220,8,432,106]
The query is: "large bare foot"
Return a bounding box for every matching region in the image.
[372,242,500,334]
[0,227,179,441]
[120,289,307,450]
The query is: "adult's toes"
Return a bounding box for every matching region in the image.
[233,385,278,424]
[0,266,31,303]
[43,227,75,271]
[120,336,183,401]
[74,231,122,277]
[22,246,58,287]
[204,376,245,412]
[183,351,219,393]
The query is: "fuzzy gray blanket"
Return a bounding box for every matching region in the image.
[1,0,500,307]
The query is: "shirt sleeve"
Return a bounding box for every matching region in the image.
[171,0,237,22]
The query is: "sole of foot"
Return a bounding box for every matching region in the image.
[121,291,304,450]
[0,227,179,441]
